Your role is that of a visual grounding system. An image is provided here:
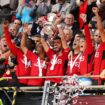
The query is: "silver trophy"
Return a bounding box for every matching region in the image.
[43,13,57,35]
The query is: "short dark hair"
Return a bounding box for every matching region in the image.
[80,35,85,40]
[53,36,61,40]
[27,38,35,51]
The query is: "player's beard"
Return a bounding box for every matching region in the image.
[53,46,62,53]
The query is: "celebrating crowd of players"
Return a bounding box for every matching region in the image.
[1,0,105,87]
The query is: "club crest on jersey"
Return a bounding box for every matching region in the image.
[75,62,80,67]
[34,60,47,69]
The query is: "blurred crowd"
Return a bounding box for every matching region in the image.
[0,0,105,87]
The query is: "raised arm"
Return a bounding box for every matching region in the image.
[92,7,105,42]
[84,24,93,52]
[20,24,28,55]
[57,25,69,49]
[3,21,20,56]
[80,14,93,52]
[40,30,49,52]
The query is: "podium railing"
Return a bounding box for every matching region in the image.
[0,75,105,105]
[3,75,100,79]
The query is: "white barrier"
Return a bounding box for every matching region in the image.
[3,75,100,79]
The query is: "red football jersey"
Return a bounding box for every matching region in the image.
[4,27,31,85]
[94,42,105,75]
[26,50,47,86]
[46,48,70,83]
[93,42,105,84]
[80,25,94,75]
[67,53,80,76]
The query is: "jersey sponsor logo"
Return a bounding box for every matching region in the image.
[34,60,47,69]
[68,61,80,67]
[22,55,31,68]
[51,59,62,65]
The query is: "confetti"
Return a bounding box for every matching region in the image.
[52,75,88,105]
